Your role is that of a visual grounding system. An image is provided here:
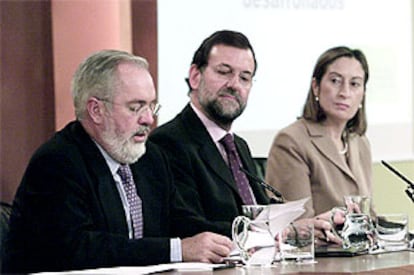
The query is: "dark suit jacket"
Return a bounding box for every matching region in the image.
[3,121,191,273]
[150,104,270,237]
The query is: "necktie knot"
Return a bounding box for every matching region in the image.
[220,134,237,153]
[117,164,132,184]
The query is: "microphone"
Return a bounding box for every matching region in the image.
[239,165,284,204]
[381,160,414,203]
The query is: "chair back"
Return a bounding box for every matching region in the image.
[0,202,12,271]
[253,157,267,181]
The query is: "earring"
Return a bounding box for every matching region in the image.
[359,104,362,109]
[315,96,319,102]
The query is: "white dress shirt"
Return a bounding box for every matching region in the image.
[95,142,182,262]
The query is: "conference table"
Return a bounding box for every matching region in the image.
[171,250,414,275]
[36,250,414,274]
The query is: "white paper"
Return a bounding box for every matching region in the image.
[246,246,274,266]
[33,262,228,275]
[243,230,275,249]
[255,197,309,236]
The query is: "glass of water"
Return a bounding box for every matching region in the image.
[344,195,371,214]
[341,213,376,251]
[376,213,409,251]
[279,220,315,264]
[331,196,376,252]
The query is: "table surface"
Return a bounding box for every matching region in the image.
[172,250,414,275]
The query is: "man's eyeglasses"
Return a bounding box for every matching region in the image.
[210,64,254,88]
[96,97,161,117]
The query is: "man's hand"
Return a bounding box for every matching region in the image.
[181,232,233,263]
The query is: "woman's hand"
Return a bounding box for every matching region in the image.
[312,209,346,245]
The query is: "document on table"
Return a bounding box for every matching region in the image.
[256,197,309,236]
[34,262,233,275]
[227,197,309,262]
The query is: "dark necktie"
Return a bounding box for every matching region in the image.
[117,164,143,239]
[220,134,256,205]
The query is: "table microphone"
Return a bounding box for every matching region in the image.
[381,160,414,203]
[239,166,284,203]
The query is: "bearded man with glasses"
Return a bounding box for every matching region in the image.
[3,50,233,274]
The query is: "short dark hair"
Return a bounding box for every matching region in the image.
[186,30,257,91]
[302,46,369,135]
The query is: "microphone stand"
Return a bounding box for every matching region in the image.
[381,160,414,203]
[239,166,284,204]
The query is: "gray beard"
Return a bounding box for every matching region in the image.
[101,128,146,164]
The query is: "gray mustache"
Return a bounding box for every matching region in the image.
[134,126,150,136]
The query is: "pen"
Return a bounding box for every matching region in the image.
[214,262,237,270]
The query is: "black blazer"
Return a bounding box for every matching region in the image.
[3,121,190,273]
[150,104,270,237]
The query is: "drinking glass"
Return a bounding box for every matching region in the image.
[331,195,376,252]
[344,195,371,214]
[376,213,409,251]
[279,220,315,264]
[341,213,376,251]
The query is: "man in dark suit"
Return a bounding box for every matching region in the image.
[3,50,233,273]
[149,30,271,238]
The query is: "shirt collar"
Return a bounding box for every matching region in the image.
[94,141,122,177]
[190,102,232,142]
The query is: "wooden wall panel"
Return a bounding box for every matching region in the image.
[131,0,158,127]
[131,0,158,91]
[51,0,131,130]
[0,1,55,203]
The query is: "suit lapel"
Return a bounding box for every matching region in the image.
[70,122,129,236]
[95,170,128,235]
[305,120,357,182]
[199,143,235,186]
[181,105,240,194]
[234,136,269,204]
[129,150,166,236]
[345,136,364,188]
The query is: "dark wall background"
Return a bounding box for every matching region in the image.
[132,0,158,128]
[0,0,158,204]
[0,1,55,203]
[132,0,157,91]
